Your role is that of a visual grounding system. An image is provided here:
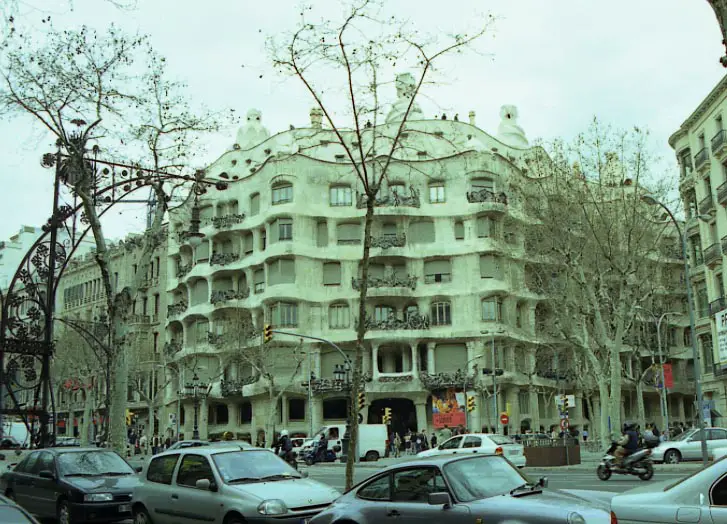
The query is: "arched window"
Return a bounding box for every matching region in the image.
[272,182,293,205]
[430,301,451,326]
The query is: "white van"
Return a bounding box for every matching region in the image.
[309,424,388,461]
[2,422,30,448]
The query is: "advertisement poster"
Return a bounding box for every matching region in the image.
[432,388,466,428]
[716,309,727,364]
[662,363,674,389]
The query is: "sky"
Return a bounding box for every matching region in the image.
[0,0,724,243]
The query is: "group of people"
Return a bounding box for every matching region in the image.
[388,424,475,457]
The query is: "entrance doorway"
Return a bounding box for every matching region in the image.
[368,398,417,438]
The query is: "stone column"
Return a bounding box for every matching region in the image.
[529,389,541,432]
[415,401,428,432]
[372,345,380,379]
[182,403,194,439]
[198,398,209,440]
[281,394,289,427]
[427,343,436,373]
[466,342,475,371]
[411,345,419,375]
[505,387,520,434]
[227,401,238,429]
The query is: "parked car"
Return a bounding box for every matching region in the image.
[650,427,727,463]
[310,454,612,524]
[0,447,141,524]
[0,493,40,523]
[607,453,727,522]
[131,445,341,524]
[417,433,527,468]
[165,439,256,453]
[53,437,80,447]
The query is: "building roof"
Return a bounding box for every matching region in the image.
[669,74,727,149]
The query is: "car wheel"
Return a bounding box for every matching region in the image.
[133,505,154,524]
[638,462,654,481]
[596,465,611,481]
[305,457,314,466]
[664,449,681,464]
[364,451,379,462]
[57,499,71,524]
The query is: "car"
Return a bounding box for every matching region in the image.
[650,427,727,463]
[164,439,257,452]
[53,437,81,447]
[417,433,527,467]
[0,447,141,524]
[608,453,727,522]
[0,493,40,523]
[310,454,612,524]
[131,445,341,524]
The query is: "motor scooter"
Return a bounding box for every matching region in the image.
[303,442,340,466]
[596,443,654,481]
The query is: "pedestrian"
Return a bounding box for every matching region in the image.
[393,433,401,458]
[582,429,588,442]
[430,432,437,449]
[440,425,452,441]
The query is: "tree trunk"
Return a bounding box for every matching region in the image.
[585,394,597,444]
[146,399,155,455]
[265,380,277,448]
[108,342,129,454]
[634,359,647,430]
[597,380,611,449]
[608,344,623,439]
[346,198,375,490]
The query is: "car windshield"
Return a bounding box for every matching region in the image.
[212,450,301,483]
[671,430,697,442]
[57,451,134,477]
[443,456,529,501]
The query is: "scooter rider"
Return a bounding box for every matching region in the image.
[615,422,639,467]
[276,430,294,463]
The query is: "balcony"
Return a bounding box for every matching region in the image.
[719,182,727,206]
[356,188,421,209]
[138,276,159,291]
[352,273,417,291]
[167,301,188,317]
[714,364,727,377]
[420,370,475,390]
[164,340,182,356]
[220,376,259,396]
[210,252,240,267]
[713,129,727,158]
[466,188,508,206]
[211,288,250,305]
[694,147,709,172]
[699,194,714,215]
[371,233,406,249]
[686,217,700,236]
[129,314,151,325]
[704,243,722,267]
[176,263,192,279]
[710,296,726,315]
[359,312,430,330]
[212,213,246,229]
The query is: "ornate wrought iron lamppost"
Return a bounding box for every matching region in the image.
[184,373,208,440]
[707,0,727,66]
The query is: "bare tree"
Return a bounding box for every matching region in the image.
[0,24,227,452]
[522,119,679,447]
[269,0,492,488]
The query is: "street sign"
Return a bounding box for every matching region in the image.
[560,418,569,431]
[499,413,509,425]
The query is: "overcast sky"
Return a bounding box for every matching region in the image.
[0,0,724,242]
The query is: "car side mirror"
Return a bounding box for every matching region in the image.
[428,492,452,508]
[38,470,55,480]
[538,476,548,488]
[134,466,143,473]
[195,478,216,491]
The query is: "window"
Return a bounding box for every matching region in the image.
[31,452,54,475]
[323,262,342,286]
[480,255,502,279]
[154,294,160,315]
[518,391,530,413]
[454,221,464,240]
[254,268,265,293]
[337,222,362,245]
[317,221,328,247]
[429,183,445,203]
[424,259,452,284]
[462,436,482,449]
[278,218,293,241]
[147,454,180,484]
[194,242,210,263]
[389,183,406,198]
[260,229,267,251]
[409,220,435,244]
[471,177,494,192]
[709,429,727,440]
[330,186,352,206]
[288,398,306,421]
[476,216,496,238]
[375,305,395,322]
[270,302,298,327]
[392,468,447,503]
[15,452,39,473]
[272,183,293,204]
[358,474,391,501]
[382,222,398,238]
[482,298,502,321]
[176,454,214,488]
[439,436,463,450]
[711,473,727,506]
[404,305,419,321]
[243,233,253,254]
[240,402,252,423]
[329,303,350,328]
[430,302,451,326]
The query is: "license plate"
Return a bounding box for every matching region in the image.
[508,450,520,455]
[119,504,131,513]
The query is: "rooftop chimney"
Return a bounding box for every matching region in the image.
[310,107,323,129]
[469,111,476,126]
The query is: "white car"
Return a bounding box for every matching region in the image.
[417,433,526,467]
[651,427,727,463]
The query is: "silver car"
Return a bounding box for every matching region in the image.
[131,445,340,524]
[310,454,612,524]
[608,454,727,522]
[651,427,727,463]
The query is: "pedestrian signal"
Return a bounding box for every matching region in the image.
[467,396,476,412]
[263,324,273,343]
[383,407,392,424]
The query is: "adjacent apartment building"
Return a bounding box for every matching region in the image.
[672,73,727,426]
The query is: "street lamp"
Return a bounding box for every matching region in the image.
[184,373,208,440]
[641,194,709,465]
[707,0,727,67]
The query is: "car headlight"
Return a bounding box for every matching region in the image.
[258,499,288,515]
[84,493,114,502]
[567,512,586,524]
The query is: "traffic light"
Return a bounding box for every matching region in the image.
[263,324,273,343]
[358,392,365,411]
[467,396,476,412]
[383,407,392,424]
[125,409,132,426]
[562,395,570,409]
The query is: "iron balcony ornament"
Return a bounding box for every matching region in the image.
[211,288,250,305]
[379,375,414,383]
[370,233,406,249]
[167,301,188,317]
[220,375,260,396]
[359,312,430,330]
[351,273,417,291]
[176,263,192,279]
[211,213,246,229]
[356,187,421,209]
[210,252,241,267]
[420,369,476,390]
[466,188,508,205]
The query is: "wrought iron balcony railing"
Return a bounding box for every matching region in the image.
[356,188,421,208]
[710,296,726,315]
[466,188,508,205]
[694,147,709,171]
[352,273,417,291]
[719,182,727,206]
[359,312,430,330]
[420,370,475,390]
[712,129,726,156]
[212,213,246,229]
[704,243,722,267]
[129,314,151,325]
[207,332,225,346]
[371,233,406,249]
[167,301,188,317]
[211,288,250,305]
[176,263,192,279]
[699,194,714,215]
[164,340,182,356]
[221,376,259,396]
[210,252,240,267]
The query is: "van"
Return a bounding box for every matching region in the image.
[2,422,29,448]
[309,424,388,462]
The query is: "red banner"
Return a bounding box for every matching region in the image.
[662,363,674,389]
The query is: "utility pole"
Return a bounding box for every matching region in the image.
[492,334,498,434]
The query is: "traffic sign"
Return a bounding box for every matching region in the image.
[560,418,569,431]
[499,413,509,425]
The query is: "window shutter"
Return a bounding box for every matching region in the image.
[280,259,296,284]
[476,217,491,237]
[243,234,253,254]
[480,255,495,278]
[250,194,260,215]
[317,221,328,247]
[323,262,342,285]
[454,221,464,240]
[270,220,280,243]
[409,220,435,243]
[368,263,385,279]
[195,242,210,261]
[383,222,397,236]
[337,222,361,242]
[424,259,451,275]
[254,268,264,285]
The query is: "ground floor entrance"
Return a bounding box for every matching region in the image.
[368,398,416,438]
